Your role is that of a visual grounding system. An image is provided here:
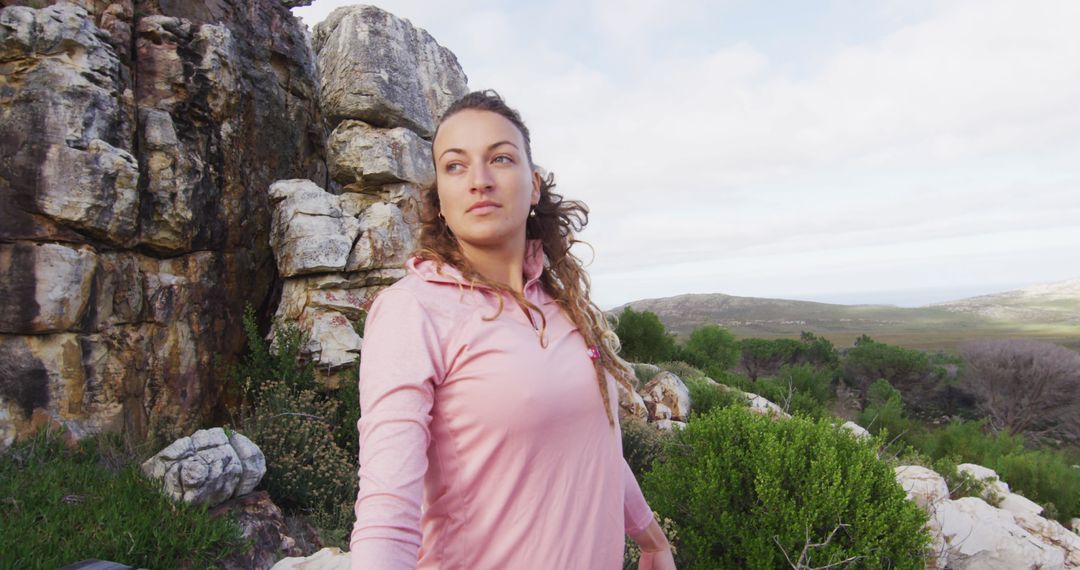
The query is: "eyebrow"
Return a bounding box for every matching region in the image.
[437,140,520,162]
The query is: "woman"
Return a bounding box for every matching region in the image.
[351,90,676,570]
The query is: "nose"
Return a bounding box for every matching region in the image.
[469,161,494,192]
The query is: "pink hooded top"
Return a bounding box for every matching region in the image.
[350,239,655,570]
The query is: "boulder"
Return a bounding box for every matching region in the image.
[744,392,789,419]
[839,421,871,440]
[269,179,361,277]
[141,427,265,506]
[312,4,468,136]
[938,497,1065,569]
[641,372,691,422]
[894,465,950,569]
[271,547,350,570]
[328,120,435,189]
[616,378,649,421]
[1011,510,1080,568]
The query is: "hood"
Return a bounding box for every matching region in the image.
[405,239,546,291]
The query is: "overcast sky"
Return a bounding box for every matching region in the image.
[292,0,1080,309]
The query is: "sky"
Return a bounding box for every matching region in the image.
[292,0,1080,310]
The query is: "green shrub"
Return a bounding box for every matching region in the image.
[614,307,676,363]
[0,427,249,569]
[684,377,744,420]
[857,380,912,440]
[621,416,672,478]
[685,324,741,371]
[842,336,933,397]
[656,360,708,383]
[224,304,358,546]
[758,364,835,418]
[642,407,931,570]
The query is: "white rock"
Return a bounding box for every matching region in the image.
[939,497,1064,569]
[271,547,350,569]
[894,465,950,510]
[744,392,789,419]
[1011,510,1080,568]
[840,421,871,440]
[641,372,691,421]
[327,120,435,188]
[998,492,1044,517]
[312,5,468,136]
[141,427,248,506]
[229,431,266,497]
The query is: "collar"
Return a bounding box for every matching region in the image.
[406,239,546,291]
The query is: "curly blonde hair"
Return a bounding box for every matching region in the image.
[412,90,634,429]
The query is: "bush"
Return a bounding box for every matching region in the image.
[842,336,934,399]
[683,377,744,420]
[621,416,671,478]
[0,427,249,568]
[738,338,803,381]
[857,380,912,440]
[224,304,358,546]
[641,407,930,570]
[758,364,835,418]
[614,307,676,363]
[685,324,740,371]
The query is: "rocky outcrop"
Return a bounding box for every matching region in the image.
[266,5,467,370]
[312,5,468,137]
[0,0,322,448]
[641,372,691,422]
[141,427,266,505]
[895,463,1080,569]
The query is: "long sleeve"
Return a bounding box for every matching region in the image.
[623,458,655,538]
[351,290,443,570]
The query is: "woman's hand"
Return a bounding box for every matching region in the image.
[637,545,676,570]
[632,518,676,570]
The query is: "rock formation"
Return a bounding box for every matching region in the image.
[0,0,323,448]
[265,5,467,370]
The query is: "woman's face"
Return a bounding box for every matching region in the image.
[432,109,541,251]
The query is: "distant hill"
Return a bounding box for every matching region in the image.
[612,278,1080,351]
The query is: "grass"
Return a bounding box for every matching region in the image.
[0,427,251,570]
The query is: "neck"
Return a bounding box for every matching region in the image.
[458,234,528,293]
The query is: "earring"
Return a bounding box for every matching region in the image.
[438,212,445,221]
[529,207,536,218]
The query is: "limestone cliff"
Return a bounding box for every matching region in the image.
[0,0,324,447]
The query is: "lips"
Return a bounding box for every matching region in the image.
[467,200,501,213]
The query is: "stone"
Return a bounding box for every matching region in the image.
[0,242,97,334]
[998,492,1044,517]
[616,378,649,420]
[654,419,687,431]
[640,372,691,422]
[312,5,468,136]
[938,497,1065,569]
[346,202,415,272]
[140,427,267,506]
[894,465,950,569]
[327,120,435,188]
[839,420,871,440]
[651,403,672,421]
[1011,510,1080,567]
[270,179,361,277]
[894,465,950,510]
[229,431,267,497]
[271,547,350,570]
[211,491,304,570]
[302,310,362,369]
[744,392,789,419]
[632,363,662,384]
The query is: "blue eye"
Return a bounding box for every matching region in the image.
[493,155,513,164]
[445,162,463,173]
